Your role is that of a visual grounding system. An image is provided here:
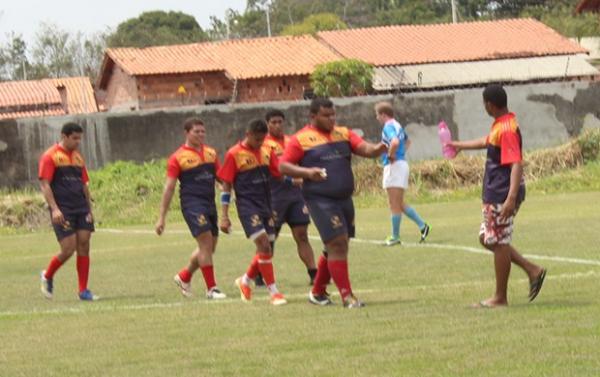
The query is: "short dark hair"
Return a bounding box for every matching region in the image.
[247,119,268,134]
[183,117,205,132]
[61,122,83,136]
[265,109,285,122]
[483,84,507,109]
[310,97,334,115]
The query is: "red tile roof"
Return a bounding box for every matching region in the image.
[318,18,587,66]
[104,43,223,76]
[0,77,97,120]
[99,35,341,87]
[48,77,98,114]
[212,35,341,79]
[576,0,600,13]
[0,80,61,108]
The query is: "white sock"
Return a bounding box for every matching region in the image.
[267,283,279,295]
[242,274,251,286]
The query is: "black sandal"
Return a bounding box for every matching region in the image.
[528,268,547,302]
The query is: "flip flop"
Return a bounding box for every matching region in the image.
[528,268,547,302]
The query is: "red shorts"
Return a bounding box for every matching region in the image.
[479,203,518,246]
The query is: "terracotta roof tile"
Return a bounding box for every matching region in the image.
[0,80,61,108]
[318,18,587,66]
[212,35,341,79]
[0,77,97,120]
[47,77,98,114]
[101,35,341,82]
[105,43,224,76]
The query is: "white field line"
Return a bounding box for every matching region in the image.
[97,228,600,268]
[1,270,598,318]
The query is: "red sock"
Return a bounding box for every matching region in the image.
[45,255,63,279]
[178,268,192,283]
[76,256,90,293]
[312,254,331,295]
[200,265,216,290]
[328,259,352,301]
[257,253,275,286]
[245,254,260,279]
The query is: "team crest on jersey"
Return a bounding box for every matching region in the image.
[251,214,261,227]
[302,205,309,215]
[268,217,275,227]
[198,214,207,226]
[330,215,343,229]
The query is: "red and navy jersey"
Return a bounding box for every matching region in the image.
[281,125,364,200]
[483,113,526,204]
[262,134,302,203]
[38,144,89,213]
[217,142,281,217]
[167,144,220,211]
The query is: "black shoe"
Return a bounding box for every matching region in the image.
[308,291,333,306]
[420,223,431,243]
[254,274,265,287]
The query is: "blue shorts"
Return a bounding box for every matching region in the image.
[52,211,95,241]
[182,207,218,238]
[272,198,310,230]
[239,213,276,241]
[305,196,355,243]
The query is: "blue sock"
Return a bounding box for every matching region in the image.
[404,207,425,230]
[391,214,401,239]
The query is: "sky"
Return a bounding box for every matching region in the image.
[0,0,247,45]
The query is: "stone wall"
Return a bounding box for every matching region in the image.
[1,81,599,187]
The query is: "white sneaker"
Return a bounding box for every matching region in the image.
[206,287,227,300]
[173,274,192,298]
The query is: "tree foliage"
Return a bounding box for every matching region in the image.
[310,59,374,97]
[107,11,209,48]
[281,13,347,36]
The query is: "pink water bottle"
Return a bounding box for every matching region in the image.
[438,121,457,159]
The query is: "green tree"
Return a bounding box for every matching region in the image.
[281,13,347,35]
[310,59,374,97]
[31,23,75,78]
[107,11,209,47]
[0,33,31,81]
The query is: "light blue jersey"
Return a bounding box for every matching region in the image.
[381,119,407,166]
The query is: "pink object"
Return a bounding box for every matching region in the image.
[438,121,457,159]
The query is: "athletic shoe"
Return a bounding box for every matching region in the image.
[270,293,287,306]
[235,277,252,302]
[174,274,192,298]
[384,236,401,246]
[343,294,365,308]
[308,290,333,306]
[420,223,431,243]
[40,270,53,299]
[206,287,227,300]
[78,289,98,301]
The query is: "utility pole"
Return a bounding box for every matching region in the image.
[451,0,458,24]
[265,1,272,37]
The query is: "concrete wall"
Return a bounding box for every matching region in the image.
[1,81,599,187]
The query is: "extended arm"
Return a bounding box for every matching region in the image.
[155,177,177,235]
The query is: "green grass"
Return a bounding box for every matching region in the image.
[1,191,600,376]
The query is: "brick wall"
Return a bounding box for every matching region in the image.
[104,65,139,112]
[236,75,311,103]
[136,72,234,110]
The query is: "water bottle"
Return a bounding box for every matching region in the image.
[438,121,457,159]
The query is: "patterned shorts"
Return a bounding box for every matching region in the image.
[479,203,519,246]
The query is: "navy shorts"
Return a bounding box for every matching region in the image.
[305,196,355,243]
[239,213,276,241]
[272,198,310,230]
[52,211,95,241]
[182,207,218,238]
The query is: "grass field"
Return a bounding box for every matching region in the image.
[1,191,600,376]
